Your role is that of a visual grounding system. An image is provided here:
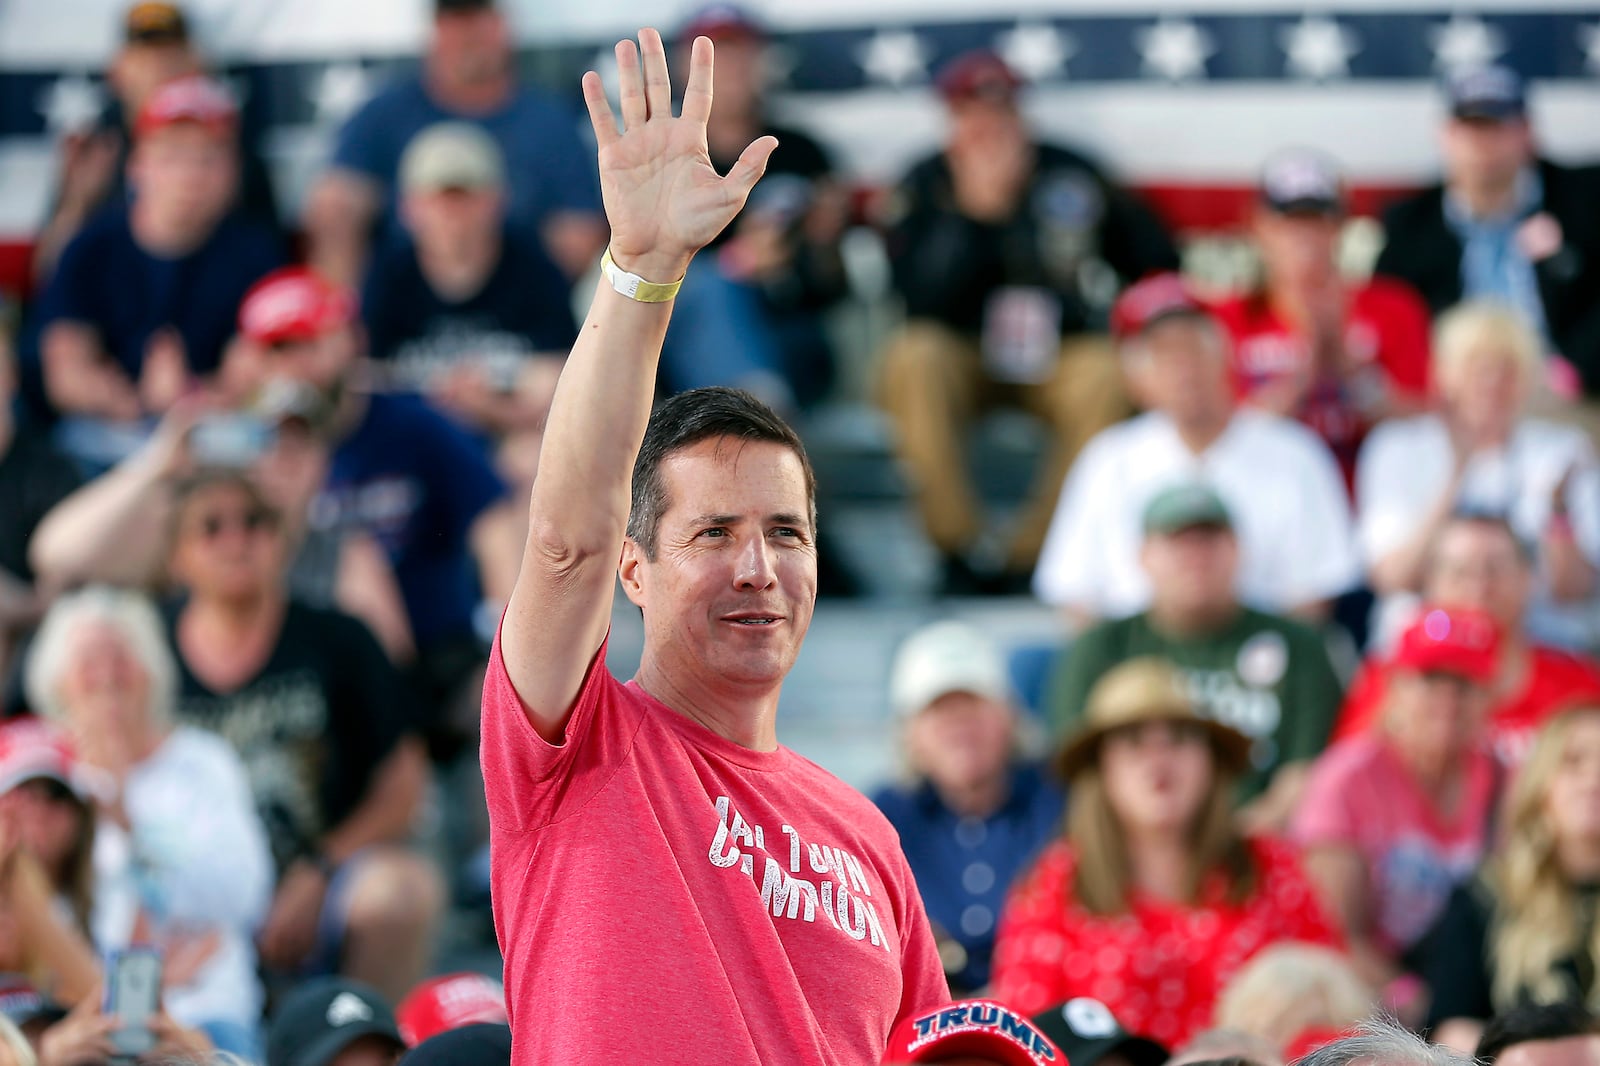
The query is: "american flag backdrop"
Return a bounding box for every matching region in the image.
[0,0,1597,257]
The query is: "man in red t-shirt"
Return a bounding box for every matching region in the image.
[480,30,949,1066]
[1211,149,1433,482]
[1332,512,1600,764]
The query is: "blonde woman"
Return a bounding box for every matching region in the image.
[1415,706,1600,1051]
[990,657,1339,1047]
[1356,300,1600,649]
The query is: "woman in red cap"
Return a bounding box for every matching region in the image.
[1293,606,1502,1019]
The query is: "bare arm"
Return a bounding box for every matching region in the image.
[501,30,775,739]
[319,737,429,863]
[1301,844,1399,989]
[334,534,416,663]
[469,499,525,611]
[41,322,142,421]
[303,169,382,287]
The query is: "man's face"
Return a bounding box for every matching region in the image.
[621,437,818,692]
[947,94,1024,149]
[1386,669,1488,777]
[701,36,764,113]
[1441,116,1532,192]
[1141,524,1239,617]
[432,9,510,85]
[168,482,285,601]
[1499,1035,1600,1066]
[1425,521,1530,628]
[1253,208,1341,288]
[402,186,503,258]
[129,123,238,229]
[1440,347,1526,437]
[904,692,1015,796]
[1125,316,1231,422]
[228,327,359,402]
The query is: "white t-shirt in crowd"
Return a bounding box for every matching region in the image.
[1356,413,1600,649]
[1032,409,1361,618]
[92,726,274,1033]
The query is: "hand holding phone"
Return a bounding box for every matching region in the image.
[105,948,162,1061]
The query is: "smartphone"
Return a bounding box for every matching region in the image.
[105,948,162,1060]
[190,414,276,468]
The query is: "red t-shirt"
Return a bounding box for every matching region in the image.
[481,635,950,1065]
[1211,278,1432,479]
[988,837,1338,1048]
[1331,645,1600,765]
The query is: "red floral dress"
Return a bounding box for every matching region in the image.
[990,836,1340,1047]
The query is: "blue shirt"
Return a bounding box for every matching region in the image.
[1446,167,1550,343]
[331,77,601,237]
[872,763,1064,992]
[32,208,285,383]
[311,392,508,648]
[362,225,576,386]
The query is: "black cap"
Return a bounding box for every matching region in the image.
[1030,998,1170,1066]
[1447,64,1526,122]
[400,1023,512,1066]
[267,979,405,1066]
[434,0,493,12]
[1259,148,1344,216]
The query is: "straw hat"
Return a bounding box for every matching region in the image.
[1056,657,1252,779]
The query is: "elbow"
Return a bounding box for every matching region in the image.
[524,512,623,575]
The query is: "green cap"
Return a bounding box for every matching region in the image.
[1143,481,1233,536]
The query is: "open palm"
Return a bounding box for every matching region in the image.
[582,30,777,281]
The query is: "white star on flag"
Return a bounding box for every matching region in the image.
[857,29,929,87]
[1580,22,1600,76]
[996,21,1076,82]
[1280,14,1361,81]
[311,62,373,125]
[1137,17,1216,82]
[36,73,105,136]
[1428,13,1506,75]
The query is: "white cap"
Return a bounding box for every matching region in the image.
[889,621,1013,717]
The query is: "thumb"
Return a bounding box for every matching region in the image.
[720,135,779,209]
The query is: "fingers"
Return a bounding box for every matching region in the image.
[615,38,646,129]
[580,71,619,150]
[639,28,672,119]
[721,135,781,208]
[681,36,715,125]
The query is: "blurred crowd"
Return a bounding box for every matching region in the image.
[2,0,1600,1063]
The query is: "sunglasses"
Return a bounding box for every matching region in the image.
[190,507,277,540]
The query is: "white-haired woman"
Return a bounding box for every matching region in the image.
[1416,706,1600,1052]
[1356,300,1600,649]
[25,587,273,1060]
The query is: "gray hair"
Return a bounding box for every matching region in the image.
[24,586,177,727]
[1297,1018,1471,1066]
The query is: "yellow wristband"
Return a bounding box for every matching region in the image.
[600,248,685,303]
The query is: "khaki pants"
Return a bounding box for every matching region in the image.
[877,321,1129,571]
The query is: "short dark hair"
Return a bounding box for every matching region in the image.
[626,387,816,560]
[1432,508,1537,568]
[1478,1001,1600,1063]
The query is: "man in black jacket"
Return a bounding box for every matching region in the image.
[877,51,1178,593]
[1375,64,1600,396]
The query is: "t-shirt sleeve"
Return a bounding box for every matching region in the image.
[1290,744,1362,850]
[480,628,639,834]
[329,93,396,184]
[324,611,412,819]
[1355,426,1421,566]
[1046,624,1117,741]
[534,106,602,215]
[1032,436,1116,610]
[1281,433,1361,604]
[33,225,102,328]
[1277,626,1344,764]
[1260,840,1344,948]
[419,406,510,541]
[989,851,1071,1017]
[889,852,952,1031]
[1372,280,1433,398]
[1417,881,1495,1025]
[1330,662,1386,744]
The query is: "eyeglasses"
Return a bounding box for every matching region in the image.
[191,507,277,540]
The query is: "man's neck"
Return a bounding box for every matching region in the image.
[634,655,782,752]
[185,589,282,640]
[419,235,501,303]
[1147,599,1239,640]
[706,107,761,161]
[1126,830,1191,902]
[1391,742,1463,811]
[1451,172,1525,222]
[1171,409,1232,455]
[424,61,512,115]
[130,203,210,258]
[934,775,1010,820]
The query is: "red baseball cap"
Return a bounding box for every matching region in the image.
[134,74,237,140]
[936,50,1024,103]
[0,716,85,801]
[1110,272,1208,341]
[679,3,765,43]
[884,1000,1063,1065]
[396,974,508,1047]
[238,268,356,346]
[1391,606,1500,682]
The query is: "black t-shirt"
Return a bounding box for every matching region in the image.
[167,600,411,872]
[705,121,833,251]
[1416,873,1600,1024]
[0,429,81,582]
[361,225,577,388]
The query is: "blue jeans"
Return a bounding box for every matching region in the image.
[658,259,792,406]
[201,1019,263,1063]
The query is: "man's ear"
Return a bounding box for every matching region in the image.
[619,537,646,610]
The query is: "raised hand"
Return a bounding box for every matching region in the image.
[582,29,777,284]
